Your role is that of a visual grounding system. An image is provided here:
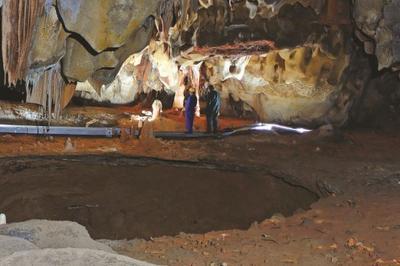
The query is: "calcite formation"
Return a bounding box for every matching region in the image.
[0,0,399,126]
[2,0,46,85]
[1,0,159,118]
[87,0,356,126]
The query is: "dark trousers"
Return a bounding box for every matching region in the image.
[185,113,195,133]
[206,114,218,133]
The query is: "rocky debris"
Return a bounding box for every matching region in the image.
[345,237,375,254]
[0,220,113,253]
[0,248,157,266]
[0,235,39,258]
[304,123,343,141]
[316,124,335,138]
[316,179,342,196]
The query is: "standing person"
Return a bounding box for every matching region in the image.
[180,76,190,118]
[205,85,221,134]
[185,88,197,134]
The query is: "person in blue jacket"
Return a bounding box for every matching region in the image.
[205,85,221,134]
[185,88,197,134]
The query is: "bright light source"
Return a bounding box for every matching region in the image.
[249,123,311,134]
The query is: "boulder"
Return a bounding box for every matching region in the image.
[0,235,38,258]
[0,248,157,266]
[0,220,113,253]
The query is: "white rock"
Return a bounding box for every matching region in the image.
[0,220,113,253]
[0,248,157,266]
[0,235,38,258]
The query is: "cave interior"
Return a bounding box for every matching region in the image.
[0,1,400,265]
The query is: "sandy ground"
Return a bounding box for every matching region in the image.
[0,110,400,265]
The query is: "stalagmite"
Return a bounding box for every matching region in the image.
[0,213,6,225]
[149,100,163,121]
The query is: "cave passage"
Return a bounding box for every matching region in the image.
[0,157,318,240]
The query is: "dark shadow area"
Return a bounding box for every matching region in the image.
[0,156,318,240]
[0,81,26,102]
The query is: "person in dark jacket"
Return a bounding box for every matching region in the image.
[205,85,221,134]
[185,88,197,134]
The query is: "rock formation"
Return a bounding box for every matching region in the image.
[1,0,159,118]
[0,220,156,266]
[0,0,399,127]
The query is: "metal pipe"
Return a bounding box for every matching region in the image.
[0,123,311,139]
[0,124,124,138]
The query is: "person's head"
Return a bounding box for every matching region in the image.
[189,88,195,95]
[208,85,215,91]
[183,76,189,86]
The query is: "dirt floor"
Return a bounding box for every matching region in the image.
[0,109,400,265]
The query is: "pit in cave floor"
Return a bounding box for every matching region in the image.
[0,157,317,240]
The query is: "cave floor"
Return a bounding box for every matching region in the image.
[0,120,400,265]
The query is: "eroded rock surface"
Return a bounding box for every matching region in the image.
[57,0,159,52]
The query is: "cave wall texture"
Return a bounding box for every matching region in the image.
[1,0,400,127]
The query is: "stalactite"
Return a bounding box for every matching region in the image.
[1,0,68,123]
[25,63,65,123]
[2,0,45,85]
[158,0,176,43]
